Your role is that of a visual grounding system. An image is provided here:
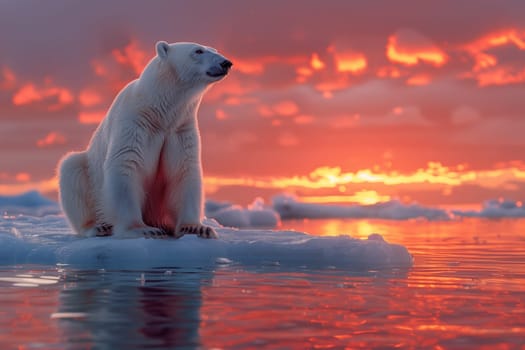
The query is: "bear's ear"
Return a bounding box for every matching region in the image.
[156,41,170,60]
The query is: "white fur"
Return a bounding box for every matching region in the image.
[58,41,231,239]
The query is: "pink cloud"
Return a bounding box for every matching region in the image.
[78,89,103,107]
[78,110,106,124]
[0,66,16,90]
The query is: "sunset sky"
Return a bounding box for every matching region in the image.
[1,0,524,207]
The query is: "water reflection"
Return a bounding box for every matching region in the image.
[1,219,525,349]
[55,268,209,349]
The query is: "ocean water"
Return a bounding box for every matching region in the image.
[1,218,524,349]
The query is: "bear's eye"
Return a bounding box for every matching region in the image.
[195,49,204,55]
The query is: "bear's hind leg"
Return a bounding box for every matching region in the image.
[58,152,98,236]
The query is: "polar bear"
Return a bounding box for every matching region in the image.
[58,41,232,239]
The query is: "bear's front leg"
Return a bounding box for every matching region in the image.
[104,162,168,239]
[167,165,218,239]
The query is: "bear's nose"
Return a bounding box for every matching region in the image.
[220,60,233,70]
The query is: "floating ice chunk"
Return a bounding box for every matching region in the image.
[206,197,280,228]
[205,200,233,215]
[216,257,233,265]
[50,312,87,319]
[209,205,250,228]
[0,214,413,270]
[273,193,451,221]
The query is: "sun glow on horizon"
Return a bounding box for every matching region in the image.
[4,162,525,203]
[300,190,391,205]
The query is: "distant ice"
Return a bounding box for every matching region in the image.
[205,197,280,228]
[0,191,60,216]
[453,199,525,218]
[2,191,525,224]
[272,193,451,221]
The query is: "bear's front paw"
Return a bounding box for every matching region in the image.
[158,225,184,239]
[141,226,171,239]
[95,223,113,237]
[115,225,170,239]
[179,224,218,239]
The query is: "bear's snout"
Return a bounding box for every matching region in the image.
[221,59,233,70]
[206,59,233,78]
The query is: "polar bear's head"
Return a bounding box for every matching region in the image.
[155,41,232,85]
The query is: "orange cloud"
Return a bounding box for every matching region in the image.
[297,47,368,92]
[406,74,431,86]
[463,29,525,86]
[273,100,299,116]
[387,29,447,67]
[467,29,525,69]
[78,89,103,107]
[89,39,151,95]
[91,60,108,77]
[223,96,258,106]
[310,53,326,70]
[314,76,351,95]
[215,109,228,120]
[204,74,260,102]
[78,110,106,124]
[475,67,525,87]
[377,66,402,78]
[295,66,313,83]
[36,132,67,148]
[232,54,307,77]
[293,115,314,125]
[334,52,367,74]
[12,82,74,110]
[230,57,265,75]
[15,172,31,182]
[256,100,300,118]
[111,39,148,76]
